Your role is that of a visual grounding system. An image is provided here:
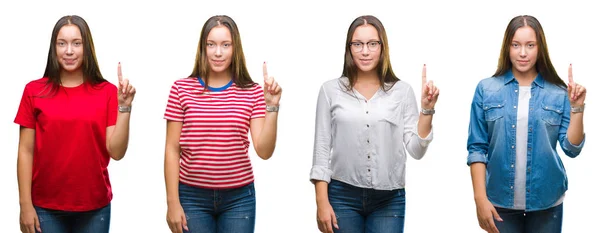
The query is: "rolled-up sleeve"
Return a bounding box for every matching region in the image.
[467,82,489,165]
[559,95,586,158]
[310,85,333,183]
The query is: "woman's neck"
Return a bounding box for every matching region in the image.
[356,70,380,86]
[206,70,233,87]
[512,67,537,86]
[60,69,85,87]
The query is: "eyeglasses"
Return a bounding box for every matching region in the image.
[349,41,381,52]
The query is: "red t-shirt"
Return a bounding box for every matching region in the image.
[14,77,118,211]
[164,77,265,189]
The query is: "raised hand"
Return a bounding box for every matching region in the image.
[263,62,282,106]
[117,62,136,107]
[567,64,586,107]
[421,64,439,110]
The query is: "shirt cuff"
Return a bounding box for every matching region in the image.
[310,166,333,184]
[563,133,586,154]
[467,152,488,166]
[417,128,433,147]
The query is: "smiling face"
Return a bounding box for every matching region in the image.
[350,24,381,73]
[510,26,538,76]
[56,24,84,73]
[206,25,233,76]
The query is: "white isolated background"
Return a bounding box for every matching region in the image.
[0,0,598,232]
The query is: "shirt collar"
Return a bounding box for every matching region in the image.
[502,70,545,88]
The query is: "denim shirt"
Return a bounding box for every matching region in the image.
[467,71,585,211]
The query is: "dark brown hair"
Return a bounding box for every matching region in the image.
[341,15,399,91]
[42,15,106,96]
[190,15,255,88]
[494,15,565,88]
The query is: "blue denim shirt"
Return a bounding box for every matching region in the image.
[467,71,585,211]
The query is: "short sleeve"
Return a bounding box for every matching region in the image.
[164,81,185,122]
[14,85,36,129]
[251,84,266,119]
[107,83,118,126]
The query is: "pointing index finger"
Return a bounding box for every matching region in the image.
[118,62,123,83]
[422,64,427,87]
[568,63,573,84]
[263,62,268,81]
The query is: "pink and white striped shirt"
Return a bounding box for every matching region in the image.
[164,77,266,189]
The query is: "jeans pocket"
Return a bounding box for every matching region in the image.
[246,182,255,196]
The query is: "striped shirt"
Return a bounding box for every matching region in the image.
[164,77,266,189]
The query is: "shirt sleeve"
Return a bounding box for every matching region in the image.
[14,84,36,129]
[107,83,118,126]
[164,81,185,122]
[467,81,489,165]
[559,93,585,157]
[403,84,433,160]
[310,85,334,183]
[251,84,266,119]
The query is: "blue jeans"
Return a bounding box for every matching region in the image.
[328,179,406,233]
[179,182,256,233]
[34,203,111,233]
[494,203,563,233]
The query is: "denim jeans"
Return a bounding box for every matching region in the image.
[34,203,111,233]
[179,182,256,233]
[328,179,406,233]
[494,203,563,233]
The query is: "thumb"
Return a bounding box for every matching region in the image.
[182,214,188,231]
[491,207,503,222]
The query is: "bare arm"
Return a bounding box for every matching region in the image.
[470,163,487,202]
[17,127,42,233]
[164,121,183,206]
[17,127,35,207]
[106,111,131,161]
[249,112,278,160]
[315,180,329,206]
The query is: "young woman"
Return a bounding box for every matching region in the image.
[15,15,136,233]
[163,15,282,233]
[467,15,586,233]
[310,15,439,233]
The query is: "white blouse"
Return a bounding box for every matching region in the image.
[310,77,433,190]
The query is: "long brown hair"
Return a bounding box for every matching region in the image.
[42,15,106,96]
[190,15,255,88]
[494,15,566,88]
[341,15,399,92]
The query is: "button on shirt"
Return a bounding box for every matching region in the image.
[310,78,433,190]
[467,71,585,211]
